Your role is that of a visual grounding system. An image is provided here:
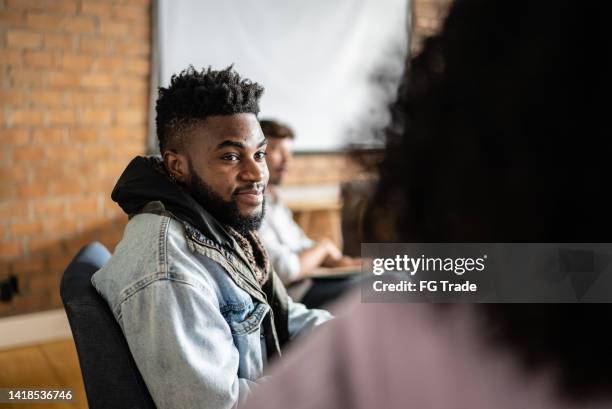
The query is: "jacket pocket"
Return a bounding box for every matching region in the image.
[227,302,269,379]
[227,302,270,335]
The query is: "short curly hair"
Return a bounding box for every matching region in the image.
[259,119,295,140]
[155,65,264,153]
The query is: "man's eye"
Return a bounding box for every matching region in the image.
[222,154,239,161]
[255,151,267,160]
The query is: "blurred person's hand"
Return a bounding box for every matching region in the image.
[297,238,343,279]
[319,238,343,264]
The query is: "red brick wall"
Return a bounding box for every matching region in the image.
[0,0,150,317]
[283,153,370,186]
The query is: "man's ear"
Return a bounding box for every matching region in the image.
[162,150,189,184]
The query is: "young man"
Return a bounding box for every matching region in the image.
[91,67,331,409]
[258,119,360,308]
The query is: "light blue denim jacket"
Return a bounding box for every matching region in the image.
[92,210,331,409]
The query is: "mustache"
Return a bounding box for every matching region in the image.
[233,183,265,195]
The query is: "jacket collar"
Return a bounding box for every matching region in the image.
[111,156,235,249]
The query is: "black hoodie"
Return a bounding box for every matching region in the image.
[111,156,234,248]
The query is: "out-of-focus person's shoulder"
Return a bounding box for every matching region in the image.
[243,292,450,409]
[244,295,604,409]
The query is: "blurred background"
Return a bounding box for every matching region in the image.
[0,0,452,407]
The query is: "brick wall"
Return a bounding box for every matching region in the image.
[284,153,371,187]
[0,0,150,317]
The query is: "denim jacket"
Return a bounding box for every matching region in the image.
[91,157,332,409]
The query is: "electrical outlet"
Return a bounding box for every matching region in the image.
[0,275,19,303]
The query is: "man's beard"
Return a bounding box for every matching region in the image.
[187,163,266,236]
[268,172,282,186]
[269,167,284,186]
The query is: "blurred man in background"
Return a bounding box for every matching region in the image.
[258,119,360,308]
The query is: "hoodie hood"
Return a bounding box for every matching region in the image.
[111,156,234,248]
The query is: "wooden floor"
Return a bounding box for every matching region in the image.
[0,338,88,409]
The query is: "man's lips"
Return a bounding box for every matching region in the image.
[235,188,261,195]
[234,188,263,206]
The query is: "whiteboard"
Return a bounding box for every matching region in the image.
[157,0,409,152]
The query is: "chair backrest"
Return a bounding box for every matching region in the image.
[60,242,156,409]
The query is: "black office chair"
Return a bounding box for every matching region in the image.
[60,242,156,409]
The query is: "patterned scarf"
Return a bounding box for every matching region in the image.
[225,227,270,286]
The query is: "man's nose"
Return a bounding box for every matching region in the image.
[281,148,292,166]
[240,156,266,183]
